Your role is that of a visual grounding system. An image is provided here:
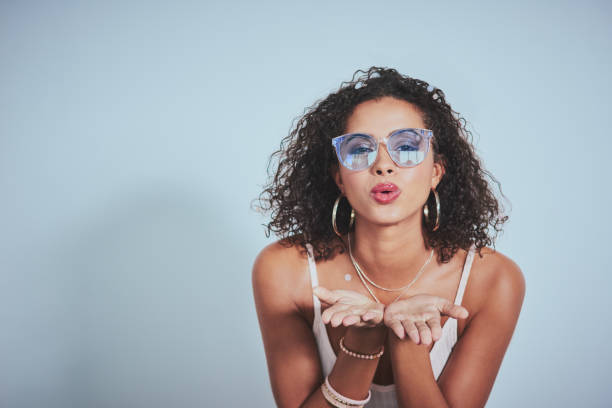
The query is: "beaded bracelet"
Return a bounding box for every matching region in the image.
[320,376,370,408]
[339,336,384,359]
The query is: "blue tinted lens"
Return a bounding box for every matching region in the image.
[338,134,377,170]
[388,129,428,167]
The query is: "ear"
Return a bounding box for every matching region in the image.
[431,159,445,190]
[330,165,345,194]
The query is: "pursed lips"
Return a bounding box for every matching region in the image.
[371,182,399,194]
[370,183,401,203]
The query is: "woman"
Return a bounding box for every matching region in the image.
[252,67,525,407]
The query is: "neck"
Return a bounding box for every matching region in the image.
[347,216,434,288]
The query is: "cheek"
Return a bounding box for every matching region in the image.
[337,173,369,209]
[415,152,436,183]
[339,172,364,195]
[401,158,434,187]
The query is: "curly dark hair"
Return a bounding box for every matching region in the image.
[253,66,509,263]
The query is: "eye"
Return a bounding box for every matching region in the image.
[390,130,422,152]
[397,144,418,152]
[350,145,374,155]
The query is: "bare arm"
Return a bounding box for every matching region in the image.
[388,255,526,408]
[252,242,388,407]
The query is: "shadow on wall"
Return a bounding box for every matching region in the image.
[56,188,249,408]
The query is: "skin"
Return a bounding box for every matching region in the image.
[252,96,526,407]
[322,97,465,344]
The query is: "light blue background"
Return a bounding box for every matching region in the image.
[1,1,610,407]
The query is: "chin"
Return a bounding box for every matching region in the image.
[360,203,423,226]
[363,212,406,227]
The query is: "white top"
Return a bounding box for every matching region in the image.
[306,243,476,408]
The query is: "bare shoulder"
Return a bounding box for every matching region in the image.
[437,248,526,406]
[252,239,325,406]
[470,247,526,315]
[252,239,307,273]
[252,238,311,311]
[474,247,525,291]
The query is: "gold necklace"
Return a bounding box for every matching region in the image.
[347,232,434,304]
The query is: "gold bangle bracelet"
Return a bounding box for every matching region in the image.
[339,336,384,359]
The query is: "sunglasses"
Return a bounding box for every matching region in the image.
[331,128,434,171]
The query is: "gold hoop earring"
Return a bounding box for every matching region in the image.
[332,195,355,237]
[423,188,440,231]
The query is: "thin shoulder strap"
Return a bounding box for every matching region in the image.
[305,243,321,309]
[454,244,476,305]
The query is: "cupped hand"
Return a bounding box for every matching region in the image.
[384,294,469,344]
[313,286,385,329]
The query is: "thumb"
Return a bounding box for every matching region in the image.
[440,302,469,319]
[313,286,339,304]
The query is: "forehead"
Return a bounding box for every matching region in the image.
[345,96,425,135]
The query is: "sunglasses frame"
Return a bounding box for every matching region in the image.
[331,128,434,171]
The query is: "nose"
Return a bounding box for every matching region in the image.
[371,144,395,175]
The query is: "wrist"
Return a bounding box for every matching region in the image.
[344,325,387,354]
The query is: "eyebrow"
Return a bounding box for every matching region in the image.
[344,128,419,138]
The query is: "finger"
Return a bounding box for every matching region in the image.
[313,286,341,305]
[427,317,442,342]
[384,312,405,323]
[438,300,469,319]
[351,307,380,326]
[362,313,384,328]
[321,304,349,324]
[415,321,432,345]
[331,309,354,328]
[387,319,405,339]
[362,305,383,318]
[363,309,383,321]
[384,311,405,331]
[401,320,420,344]
[321,304,350,324]
[342,314,361,326]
